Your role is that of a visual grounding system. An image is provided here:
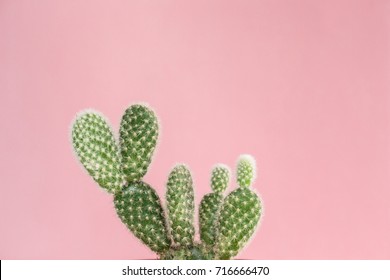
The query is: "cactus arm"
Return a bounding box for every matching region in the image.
[199,193,223,245]
[114,181,171,254]
[119,104,158,182]
[215,187,262,259]
[210,164,231,194]
[236,154,256,188]
[166,165,195,247]
[215,155,262,259]
[71,110,125,194]
[199,164,231,246]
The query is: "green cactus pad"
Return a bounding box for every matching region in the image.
[114,181,170,254]
[199,193,223,245]
[166,165,195,247]
[216,187,262,259]
[119,104,159,182]
[71,111,125,194]
[200,164,230,245]
[237,155,256,188]
[211,164,231,193]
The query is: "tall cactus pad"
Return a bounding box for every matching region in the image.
[166,165,195,246]
[199,193,223,245]
[72,111,124,194]
[211,165,231,193]
[119,104,158,182]
[237,155,256,187]
[216,187,262,259]
[200,165,230,245]
[114,181,170,253]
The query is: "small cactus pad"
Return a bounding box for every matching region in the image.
[114,181,170,253]
[211,164,231,193]
[216,187,262,259]
[119,104,158,182]
[72,111,124,193]
[199,193,223,245]
[166,165,195,246]
[237,155,256,187]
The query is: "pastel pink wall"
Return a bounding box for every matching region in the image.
[1,0,389,259]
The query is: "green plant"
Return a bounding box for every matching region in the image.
[71,103,263,259]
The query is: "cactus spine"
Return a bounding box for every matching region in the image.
[71,104,263,259]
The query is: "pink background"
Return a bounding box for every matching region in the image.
[1,0,389,259]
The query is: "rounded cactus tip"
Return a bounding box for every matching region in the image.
[125,102,158,117]
[168,163,191,176]
[70,109,105,133]
[211,164,231,193]
[236,154,257,188]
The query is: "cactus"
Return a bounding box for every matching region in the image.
[71,103,263,259]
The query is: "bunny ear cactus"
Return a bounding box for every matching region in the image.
[71,103,263,259]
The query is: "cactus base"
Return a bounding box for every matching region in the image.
[160,244,214,260]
